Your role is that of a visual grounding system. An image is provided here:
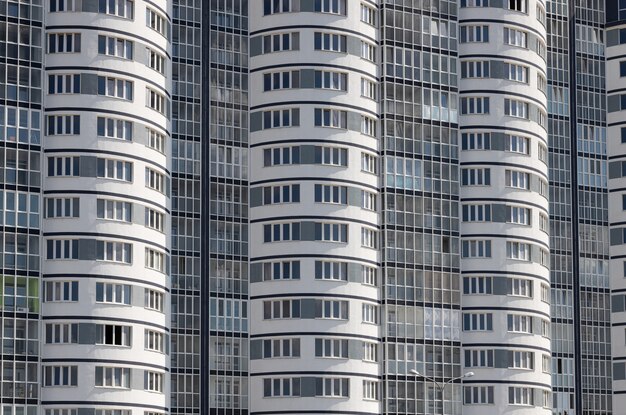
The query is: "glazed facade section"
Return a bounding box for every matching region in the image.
[248,1,381,413]
[41,1,171,414]
[458,0,552,413]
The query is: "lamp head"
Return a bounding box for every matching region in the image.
[409,369,420,376]
[464,372,475,378]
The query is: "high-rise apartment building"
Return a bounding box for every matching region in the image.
[0,0,621,414]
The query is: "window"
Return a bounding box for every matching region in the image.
[507,314,532,333]
[46,239,79,259]
[263,0,293,14]
[96,411,130,415]
[460,97,489,114]
[461,61,490,78]
[48,33,81,53]
[262,338,301,358]
[542,390,551,408]
[99,0,133,18]
[538,178,548,198]
[45,323,78,344]
[506,241,530,261]
[147,128,165,153]
[507,206,531,225]
[145,371,163,393]
[96,282,131,304]
[318,378,349,397]
[147,48,165,74]
[363,380,379,400]
[464,386,494,404]
[537,108,547,128]
[315,261,347,281]
[622,61,626,78]
[263,378,301,397]
[97,116,132,141]
[98,35,133,59]
[48,74,80,94]
[314,32,347,52]
[362,152,377,174]
[147,89,166,113]
[146,208,165,231]
[509,387,533,405]
[50,0,77,12]
[460,25,489,43]
[262,32,299,53]
[361,78,377,99]
[363,266,377,286]
[537,73,547,93]
[315,146,348,166]
[145,329,165,353]
[315,222,348,242]
[541,319,550,337]
[542,354,551,373]
[510,351,534,369]
[46,115,80,136]
[363,342,378,361]
[146,7,167,37]
[504,98,529,119]
[316,299,349,319]
[264,70,300,91]
[97,199,132,222]
[462,204,491,222]
[314,109,347,128]
[263,146,301,166]
[96,324,131,346]
[145,248,165,272]
[463,276,492,294]
[536,38,546,59]
[538,143,548,163]
[315,0,346,14]
[362,191,377,211]
[263,299,301,319]
[263,222,301,242]
[504,27,527,47]
[262,108,300,128]
[361,116,376,136]
[461,132,490,150]
[45,197,79,218]
[508,0,527,12]
[541,283,550,303]
[98,76,133,100]
[262,184,300,205]
[362,303,379,324]
[462,239,492,258]
[461,168,491,186]
[361,227,378,249]
[508,278,532,297]
[360,4,376,25]
[361,42,375,61]
[262,261,301,281]
[315,338,348,358]
[536,4,546,25]
[95,367,130,388]
[465,349,494,367]
[145,289,164,311]
[505,170,530,189]
[44,366,78,386]
[97,158,133,181]
[506,134,529,154]
[506,63,529,83]
[146,168,165,193]
[461,0,489,6]
[45,281,78,302]
[96,240,132,263]
[463,313,493,331]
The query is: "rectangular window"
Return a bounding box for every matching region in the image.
[506,63,529,83]
[147,89,166,113]
[505,170,530,189]
[96,282,131,304]
[46,115,80,136]
[264,70,300,91]
[461,168,491,186]
[262,108,300,129]
[361,41,375,61]
[621,61,626,77]
[361,227,377,249]
[504,27,527,47]
[48,33,81,53]
[461,132,491,150]
[361,77,377,99]
[98,76,133,100]
[97,116,133,141]
[314,146,348,166]
[315,261,347,281]
[263,146,301,166]
[538,143,548,163]
[145,289,164,311]
[315,184,347,204]
[316,299,349,319]
[45,281,79,302]
[462,204,491,222]
[146,7,167,37]
[97,199,132,222]
[362,265,377,286]
[508,0,527,12]
[44,366,78,386]
[45,323,79,344]
[96,240,132,263]
[537,73,547,93]
[262,261,301,281]
[97,35,133,59]
[542,354,551,373]
[98,0,133,18]
[464,386,494,404]
[461,0,489,6]
[507,314,532,333]
[263,378,301,397]
[463,313,493,331]
[48,74,81,94]
[363,380,379,400]
[314,109,347,129]
[97,158,133,181]
[360,3,376,25]
[263,184,301,205]
[263,299,301,319]
[506,134,529,154]
[508,278,532,297]
[263,222,301,242]
[96,324,132,346]
[460,97,490,114]
[361,152,377,174]
[147,128,166,153]
[45,197,79,218]
[147,48,165,74]
[145,248,165,272]
[506,241,531,261]
[504,98,529,119]
[263,338,301,358]
[314,222,348,243]
[46,239,79,259]
[146,208,165,232]
[460,25,489,43]
[146,168,165,193]
[95,366,130,388]
[362,190,377,211]
[317,378,349,397]
[315,0,346,14]
[363,342,378,361]
[361,116,376,136]
[314,71,347,91]
[145,329,165,353]
[541,283,550,303]
[314,32,347,52]
[510,351,534,369]
[461,60,490,78]
[362,303,379,324]
[541,319,550,337]
[263,0,293,15]
[464,349,494,367]
[507,206,531,225]
[462,240,492,258]
[315,338,348,358]
[508,387,533,405]
[145,371,163,392]
[50,0,77,12]
[536,4,546,25]
[262,32,299,53]
[463,276,492,294]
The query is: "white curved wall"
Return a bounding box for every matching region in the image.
[41,1,171,414]
[249,1,381,413]
[458,1,551,413]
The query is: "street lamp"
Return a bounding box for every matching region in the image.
[409,369,474,415]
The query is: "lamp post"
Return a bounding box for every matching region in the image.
[409,369,474,415]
